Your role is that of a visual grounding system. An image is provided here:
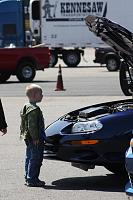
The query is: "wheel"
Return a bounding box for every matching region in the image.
[104,163,127,175]
[49,51,58,67]
[63,50,81,67]
[106,57,120,71]
[119,62,133,96]
[0,73,11,83]
[16,62,36,82]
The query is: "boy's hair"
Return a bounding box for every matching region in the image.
[26,84,42,98]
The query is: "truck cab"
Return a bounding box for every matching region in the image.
[0,0,25,47]
[29,0,40,44]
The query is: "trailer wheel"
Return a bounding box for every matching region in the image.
[49,52,58,67]
[106,57,120,71]
[63,50,81,67]
[119,62,133,96]
[16,62,36,82]
[0,73,11,83]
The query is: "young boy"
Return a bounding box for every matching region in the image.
[20,84,46,187]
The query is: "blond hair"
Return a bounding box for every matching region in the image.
[26,84,42,98]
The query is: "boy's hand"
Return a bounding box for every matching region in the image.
[33,139,39,146]
[0,128,7,136]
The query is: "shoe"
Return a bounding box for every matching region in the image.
[26,180,45,187]
[26,182,36,187]
[24,180,27,185]
[37,179,46,186]
[24,176,27,185]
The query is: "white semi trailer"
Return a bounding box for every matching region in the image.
[29,0,108,67]
[30,0,133,67]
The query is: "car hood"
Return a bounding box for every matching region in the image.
[45,99,133,142]
[85,15,133,62]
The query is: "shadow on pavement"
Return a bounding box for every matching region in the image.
[44,173,128,192]
[1,80,56,84]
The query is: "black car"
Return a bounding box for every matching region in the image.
[44,99,133,175]
[85,15,133,96]
[94,47,120,71]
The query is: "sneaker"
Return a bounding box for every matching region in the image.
[26,182,36,187]
[26,180,45,187]
[24,181,27,186]
[37,179,46,185]
[24,176,27,185]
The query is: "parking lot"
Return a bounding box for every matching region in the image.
[0,48,131,200]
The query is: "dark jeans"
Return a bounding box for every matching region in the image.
[25,141,44,184]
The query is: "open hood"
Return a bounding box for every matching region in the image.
[85,15,133,96]
[85,15,133,60]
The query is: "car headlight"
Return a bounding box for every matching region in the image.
[72,120,103,133]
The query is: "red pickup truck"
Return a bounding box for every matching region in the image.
[0,47,50,82]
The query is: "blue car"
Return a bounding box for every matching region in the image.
[44,99,133,175]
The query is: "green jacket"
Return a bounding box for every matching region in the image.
[20,103,44,141]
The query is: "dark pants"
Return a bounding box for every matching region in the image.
[25,141,44,184]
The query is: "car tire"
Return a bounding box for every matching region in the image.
[106,57,119,71]
[16,61,36,82]
[63,50,81,67]
[104,164,127,175]
[119,62,133,96]
[0,73,11,83]
[49,52,58,67]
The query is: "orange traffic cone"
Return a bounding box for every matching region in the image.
[55,64,66,91]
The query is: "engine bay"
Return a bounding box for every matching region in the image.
[63,101,133,121]
[79,102,133,120]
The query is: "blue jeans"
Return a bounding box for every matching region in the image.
[25,141,44,184]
